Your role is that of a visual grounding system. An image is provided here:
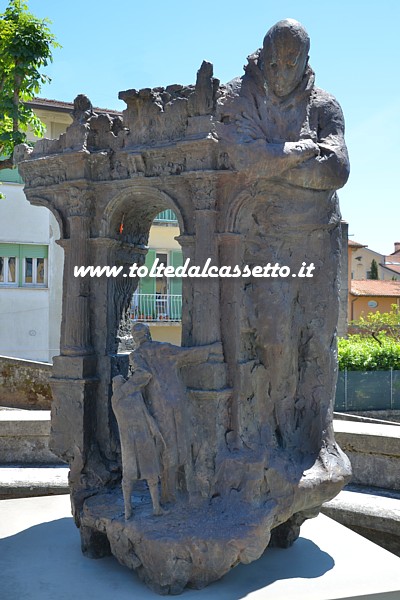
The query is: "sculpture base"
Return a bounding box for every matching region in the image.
[81,488,279,594]
[79,448,351,595]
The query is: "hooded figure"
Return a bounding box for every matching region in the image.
[216,19,350,457]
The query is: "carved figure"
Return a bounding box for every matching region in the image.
[112,369,166,518]
[130,323,222,502]
[218,18,349,187]
[218,18,350,452]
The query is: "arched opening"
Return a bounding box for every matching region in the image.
[131,208,183,346]
[102,187,186,355]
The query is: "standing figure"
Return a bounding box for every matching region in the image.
[112,368,166,519]
[130,323,222,502]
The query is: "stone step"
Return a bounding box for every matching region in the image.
[333,418,400,490]
[0,465,69,499]
[0,408,61,464]
[321,484,400,557]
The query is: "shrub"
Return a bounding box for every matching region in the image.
[338,335,400,371]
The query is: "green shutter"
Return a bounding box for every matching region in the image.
[170,250,183,296]
[20,244,48,259]
[0,243,19,257]
[170,250,182,320]
[139,249,156,318]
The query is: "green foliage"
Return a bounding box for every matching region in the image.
[341,305,400,370]
[369,258,378,280]
[338,335,400,371]
[0,0,59,166]
[351,304,400,344]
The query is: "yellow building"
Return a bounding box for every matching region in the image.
[349,280,400,321]
[132,210,182,345]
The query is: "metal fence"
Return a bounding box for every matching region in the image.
[335,369,400,411]
[131,292,182,322]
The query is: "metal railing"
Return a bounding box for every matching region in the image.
[335,368,400,411]
[131,292,182,322]
[153,210,178,224]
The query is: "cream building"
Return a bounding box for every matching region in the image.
[349,240,400,282]
[0,100,183,362]
[0,100,72,362]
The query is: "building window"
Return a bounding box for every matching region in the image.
[0,256,18,284]
[23,256,47,286]
[0,243,48,287]
[131,249,183,322]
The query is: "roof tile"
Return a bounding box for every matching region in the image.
[351,280,400,297]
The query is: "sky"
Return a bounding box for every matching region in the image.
[4,0,399,256]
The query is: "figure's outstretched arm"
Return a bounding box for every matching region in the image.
[176,341,224,366]
[224,136,320,179]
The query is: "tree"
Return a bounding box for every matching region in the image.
[0,0,59,170]
[369,259,379,280]
[351,304,400,345]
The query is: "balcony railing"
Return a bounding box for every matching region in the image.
[153,209,178,224]
[131,292,182,322]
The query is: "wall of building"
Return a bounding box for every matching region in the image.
[349,245,399,282]
[350,246,386,281]
[148,224,181,250]
[149,324,181,346]
[349,295,400,321]
[0,182,63,363]
[0,105,70,363]
[32,108,72,142]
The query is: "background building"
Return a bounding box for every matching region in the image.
[0,100,184,362]
[349,240,399,282]
[132,209,182,345]
[0,100,72,362]
[349,280,400,321]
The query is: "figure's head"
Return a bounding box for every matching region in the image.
[261,19,310,98]
[131,322,152,345]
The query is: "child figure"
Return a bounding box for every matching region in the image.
[112,368,166,519]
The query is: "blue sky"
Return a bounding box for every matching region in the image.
[5,0,400,255]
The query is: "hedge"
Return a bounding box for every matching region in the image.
[338,335,400,371]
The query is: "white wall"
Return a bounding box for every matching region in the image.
[0,182,63,362]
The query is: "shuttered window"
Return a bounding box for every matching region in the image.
[0,243,48,287]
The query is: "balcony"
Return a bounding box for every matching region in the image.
[131,292,182,322]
